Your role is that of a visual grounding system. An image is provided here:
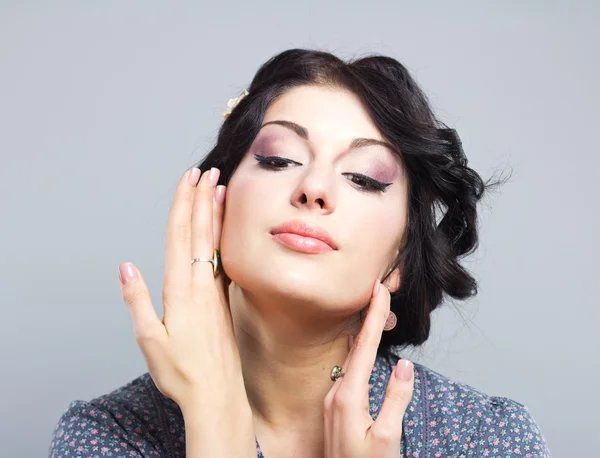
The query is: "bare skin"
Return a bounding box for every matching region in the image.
[118,85,415,457]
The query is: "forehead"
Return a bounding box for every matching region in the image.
[262,85,386,143]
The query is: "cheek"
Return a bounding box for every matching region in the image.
[345,197,406,269]
[220,173,253,262]
[224,168,276,221]
[219,167,277,280]
[225,158,282,204]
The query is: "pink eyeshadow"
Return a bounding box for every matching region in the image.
[251,129,402,182]
[250,132,291,157]
[364,160,400,183]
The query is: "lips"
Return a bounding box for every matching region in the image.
[269,220,338,253]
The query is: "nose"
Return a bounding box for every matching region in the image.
[290,164,336,214]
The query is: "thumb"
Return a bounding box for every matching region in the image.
[118,262,164,343]
[371,360,414,440]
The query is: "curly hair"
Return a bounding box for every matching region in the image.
[195,48,499,352]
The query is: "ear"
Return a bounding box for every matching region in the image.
[382,267,401,294]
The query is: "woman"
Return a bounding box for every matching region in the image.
[49,49,549,457]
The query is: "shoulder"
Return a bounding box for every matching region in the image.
[48,373,184,458]
[414,362,550,457]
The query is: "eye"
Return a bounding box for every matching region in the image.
[254,154,391,193]
[343,173,392,193]
[254,154,301,170]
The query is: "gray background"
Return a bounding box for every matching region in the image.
[1,1,597,456]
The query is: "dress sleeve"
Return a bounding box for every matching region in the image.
[470,396,550,457]
[48,400,164,458]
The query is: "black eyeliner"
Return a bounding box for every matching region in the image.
[347,173,392,192]
[254,154,390,193]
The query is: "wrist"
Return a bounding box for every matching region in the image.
[179,381,252,416]
[183,403,255,457]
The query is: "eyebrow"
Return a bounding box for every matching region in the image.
[259,120,399,154]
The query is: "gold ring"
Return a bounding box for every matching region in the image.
[191,248,221,278]
[330,365,345,382]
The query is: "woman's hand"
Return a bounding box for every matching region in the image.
[323,280,415,458]
[116,167,247,412]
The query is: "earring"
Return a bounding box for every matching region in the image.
[359,308,397,332]
[383,311,397,331]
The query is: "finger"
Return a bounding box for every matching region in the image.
[164,168,200,301]
[342,280,390,393]
[326,280,381,404]
[191,167,219,284]
[322,329,372,437]
[324,333,357,402]
[213,185,226,248]
[370,360,414,443]
[213,184,228,297]
[118,262,166,345]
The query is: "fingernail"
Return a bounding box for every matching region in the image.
[215,185,226,204]
[372,279,380,296]
[394,360,414,382]
[207,167,220,186]
[188,168,200,187]
[348,335,354,350]
[118,262,137,285]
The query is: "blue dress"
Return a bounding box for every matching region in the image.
[48,351,550,457]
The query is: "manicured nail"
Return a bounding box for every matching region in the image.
[207,167,220,186]
[394,360,414,382]
[373,279,380,296]
[215,185,226,204]
[188,168,200,186]
[118,262,137,285]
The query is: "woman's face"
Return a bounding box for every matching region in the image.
[221,85,408,316]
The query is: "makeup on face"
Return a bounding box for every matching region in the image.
[250,125,402,185]
[358,155,401,183]
[250,128,305,159]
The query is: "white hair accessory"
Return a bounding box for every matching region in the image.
[223,89,249,119]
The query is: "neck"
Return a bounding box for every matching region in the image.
[229,283,361,437]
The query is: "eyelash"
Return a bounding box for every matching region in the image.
[253,154,392,193]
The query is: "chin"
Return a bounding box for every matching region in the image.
[220,236,370,311]
[227,260,370,316]
[227,257,320,296]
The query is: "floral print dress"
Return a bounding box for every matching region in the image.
[49,352,550,457]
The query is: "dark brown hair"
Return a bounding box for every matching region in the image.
[196,48,500,352]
